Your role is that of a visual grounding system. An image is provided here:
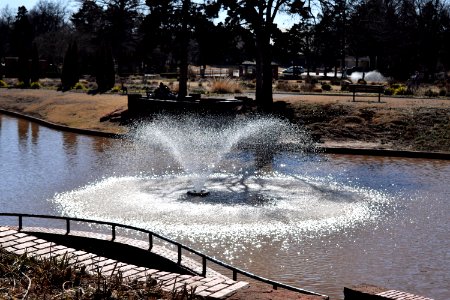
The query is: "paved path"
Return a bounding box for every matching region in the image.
[376,290,434,300]
[0,226,249,299]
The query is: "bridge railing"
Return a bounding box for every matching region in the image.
[0,212,328,299]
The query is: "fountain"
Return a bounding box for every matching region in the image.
[49,114,399,298]
[52,114,391,239]
[132,114,315,196]
[1,112,446,300]
[350,70,386,83]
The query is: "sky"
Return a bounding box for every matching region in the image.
[1,0,299,29]
[0,0,79,13]
[1,0,44,11]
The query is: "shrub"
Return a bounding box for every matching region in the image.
[15,81,26,88]
[424,89,438,97]
[330,79,341,86]
[321,83,332,91]
[301,83,315,92]
[209,78,242,94]
[305,76,318,84]
[386,84,409,95]
[111,85,121,93]
[0,80,7,88]
[276,80,296,92]
[243,82,256,89]
[30,81,41,89]
[394,86,407,95]
[384,87,394,95]
[191,88,207,94]
[73,82,86,90]
[439,89,447,97]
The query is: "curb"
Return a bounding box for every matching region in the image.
[0,109,124,139]
[320,146,450,160]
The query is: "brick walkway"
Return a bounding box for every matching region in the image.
[377,290,434,300]
[0,226,248,299]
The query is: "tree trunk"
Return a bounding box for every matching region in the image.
[255,30,273,112]
[178,0,190,99]
[261,54,273,111]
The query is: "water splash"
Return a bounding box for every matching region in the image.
[52,173,392,240]
[132,114,315,193]
[51,114,392,241]
[350,70,386,83]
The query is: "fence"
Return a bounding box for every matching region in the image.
[0,212,328,299]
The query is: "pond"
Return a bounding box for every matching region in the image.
[0,113,448,299]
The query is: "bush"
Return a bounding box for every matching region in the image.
[0,80,7,88]
[385,84,410,95]
[424,89,439,97]
[243,82,256,89]
[14,81,27,88]
[301,83,315,92]
[321,83,332,91]
[111,85,121,93]
[209,78,242,94]
[439,89,447,97]
[305,76,318,84]
[394,86,407,95]
[30,81,41,89]
[384,87,394,95]
[191,88,207,94]
[276,80,297,92]
[73,82,86,90]
[330,79,341,86]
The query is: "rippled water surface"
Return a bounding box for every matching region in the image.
[1,114,448,299]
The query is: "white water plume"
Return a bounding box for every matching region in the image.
[132,114,315,192]
[350,70,386,83]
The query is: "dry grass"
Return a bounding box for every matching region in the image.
[0,89,128,134]
[275,81,298,92]
[208,78,242,94]
[0,247,202,299]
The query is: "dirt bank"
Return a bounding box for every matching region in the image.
[273,93,450,152]
[0,89,128,134]
[1,88,449,152]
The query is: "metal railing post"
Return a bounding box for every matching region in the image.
[18,215,22,231]
[177,244,182,265]
[202,256,206,276]
[148,233,153,250]
[233,270,237,281]
[111,225,116,241]
[66,219,70,235]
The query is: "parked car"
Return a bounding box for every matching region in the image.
[281,66,304,78]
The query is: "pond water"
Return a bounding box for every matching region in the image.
[0,113,448,299]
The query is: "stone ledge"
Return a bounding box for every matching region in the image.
[344,285,434,300]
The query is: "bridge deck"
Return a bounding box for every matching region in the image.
[0,226,248,299]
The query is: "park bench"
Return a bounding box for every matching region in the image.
[348,84,384,102]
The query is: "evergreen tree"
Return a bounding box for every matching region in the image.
[95,44,115,93]
[61,41,79,91]
[30,42,40,82]
[13,6,33,86]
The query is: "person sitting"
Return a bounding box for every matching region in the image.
[154,82,172,99]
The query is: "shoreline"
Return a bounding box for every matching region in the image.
[1,88,450,158]
[2,106,449,160]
